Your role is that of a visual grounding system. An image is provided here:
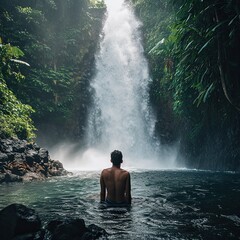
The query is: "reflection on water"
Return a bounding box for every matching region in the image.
[0,170,240,239]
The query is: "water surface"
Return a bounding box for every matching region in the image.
[0,170,240,239]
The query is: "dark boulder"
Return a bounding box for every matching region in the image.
[26,150,41,165]
[32,143,40,151]
[0,152,8,162]
[0,173,6,183]
[0,139,13,153]
[13,142,26,153]
[0,204,41,240]
[6,152,15,161]
[38,148,49,163]
[0,204,108,240]
[82,224,108,240]
[46,219,108,240]
[13,153,25,162]
[47,218,87,240]
[5,173,22,183]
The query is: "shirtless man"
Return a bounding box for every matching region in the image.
[100,150,131,206]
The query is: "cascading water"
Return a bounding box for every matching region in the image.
[81,0,176,169]
[51,0,177,170]
[86,0,157,158]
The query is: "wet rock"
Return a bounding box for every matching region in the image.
[26,149,40,165]
[13,153,25,162]
[0,152,8,162]
[6,152,15,161]
[0,204,108,240]
[38,148,49,163]
[32,143,40,151]
[0,140,14,154]
[10,161,28,176]
[5,173,22,183]
[82,224,108,240]
[0,138,69,183]
[22,172,45,182]
[48,160,68,176]
[46,219,108,240]
[0,204,41,240]
[13,143,26,153]
[0,173,6,183]
[47,218,87,240]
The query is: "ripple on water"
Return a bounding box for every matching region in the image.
[0,170,240,239]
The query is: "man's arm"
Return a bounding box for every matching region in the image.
[100,171,106,202]
[125,172,132,204]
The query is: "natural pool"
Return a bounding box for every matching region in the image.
[0,170,240,239]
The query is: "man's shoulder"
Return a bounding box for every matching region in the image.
[101,168,111,174]
[120,169,130,176]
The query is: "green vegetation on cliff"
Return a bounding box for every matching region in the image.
[0,0,105,142]
[131,0,240,170]
[0,41,35,139]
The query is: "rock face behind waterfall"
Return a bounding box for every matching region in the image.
[0,204,108,240]
[0,138,69,183]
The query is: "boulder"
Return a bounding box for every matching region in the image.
[10,161,28,176]
[0,204,41,240]
[13,143,26,153]
[0,204,108,240]
[48,160,66,176]
[6,152,15,161]
[5,173,22,183]
[82,224,108,240]
[0,173,6,183]
[13,153,25,162]
[32,143,40,151]
[46,219,108,240]
[46,218,87,240]
[0,152,8,162]
[38,148,49,163]
[22,172,45,182]
[0,139,15,153]
[26,150,40,165]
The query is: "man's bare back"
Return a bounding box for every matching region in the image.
[100,150,131,205]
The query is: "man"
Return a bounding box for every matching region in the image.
[100,150,131,206]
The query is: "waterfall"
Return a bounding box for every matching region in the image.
[51,0,177,170]
[84,0,163,167]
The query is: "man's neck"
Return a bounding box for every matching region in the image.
[112,165,121,169]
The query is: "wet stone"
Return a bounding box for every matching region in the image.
[0,153,8,162]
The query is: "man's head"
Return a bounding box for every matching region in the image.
[111,150,123,166]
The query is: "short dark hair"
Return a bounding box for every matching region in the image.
[111,150,123,166]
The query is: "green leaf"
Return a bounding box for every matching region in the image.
[203,83,214,102]
[198,38,213,54]
[10,59,30,66]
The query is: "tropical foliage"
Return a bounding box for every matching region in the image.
[131,0,240,170]
[0,0,105,142]
[0,42,35,139]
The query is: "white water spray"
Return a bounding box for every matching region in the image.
[51,0,178,170]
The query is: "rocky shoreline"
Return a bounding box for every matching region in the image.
[0,203,108,240]
[0,138,69,183]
